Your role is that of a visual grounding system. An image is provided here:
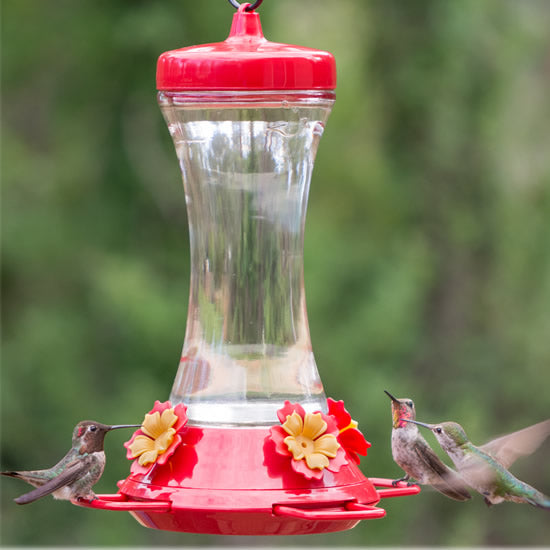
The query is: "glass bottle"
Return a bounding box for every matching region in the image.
[157,5,336,425]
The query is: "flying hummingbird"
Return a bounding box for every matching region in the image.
[384,390,471,501]
[1,421,140,505]
[408,418,550,509]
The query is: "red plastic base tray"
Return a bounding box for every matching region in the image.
[75,426,419,535]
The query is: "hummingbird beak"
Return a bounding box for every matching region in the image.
[108,424,141,431]
[384,390,400,403]
[404,419,434,430]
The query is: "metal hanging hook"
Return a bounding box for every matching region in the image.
[227,0,264,12]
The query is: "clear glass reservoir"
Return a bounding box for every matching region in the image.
[160,90,335,425]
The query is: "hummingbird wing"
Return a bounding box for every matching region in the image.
[413,439,471,501]
[13,458,92,505]
[480,419,550,469]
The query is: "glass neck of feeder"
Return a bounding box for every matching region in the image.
[159,91,335,426]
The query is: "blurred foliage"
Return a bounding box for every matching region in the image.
[2,0,550,546]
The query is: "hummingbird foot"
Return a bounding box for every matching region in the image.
[392,475,411,487]
[75,493,99,504]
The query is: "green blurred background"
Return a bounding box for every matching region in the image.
[2,0,550,545]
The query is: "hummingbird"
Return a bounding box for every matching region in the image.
[1,420,140,505]
[384,390,471,501]
[408,418,550,509]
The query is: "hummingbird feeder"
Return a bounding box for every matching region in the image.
[75,1,419,535]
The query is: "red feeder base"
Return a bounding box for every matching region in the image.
[75,425,419,535]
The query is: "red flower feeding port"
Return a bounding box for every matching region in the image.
[75,2,419,535]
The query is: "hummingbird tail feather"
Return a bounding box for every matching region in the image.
[1,471,23,478]
[1,470,47,488]
[526,494,550,510]
[432,481,471,502]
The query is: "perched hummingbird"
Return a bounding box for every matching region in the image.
[384,390,471,501]
[1,421,140,505]
[408,418,550,509]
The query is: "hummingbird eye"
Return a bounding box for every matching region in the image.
[89,425,97,432]
[407,401,414,408]
[435,427,442,434]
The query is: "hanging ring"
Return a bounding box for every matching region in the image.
[227,0,264,12]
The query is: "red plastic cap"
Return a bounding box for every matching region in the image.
[157,4,336,91]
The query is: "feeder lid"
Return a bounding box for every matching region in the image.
[157,3,336,91]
